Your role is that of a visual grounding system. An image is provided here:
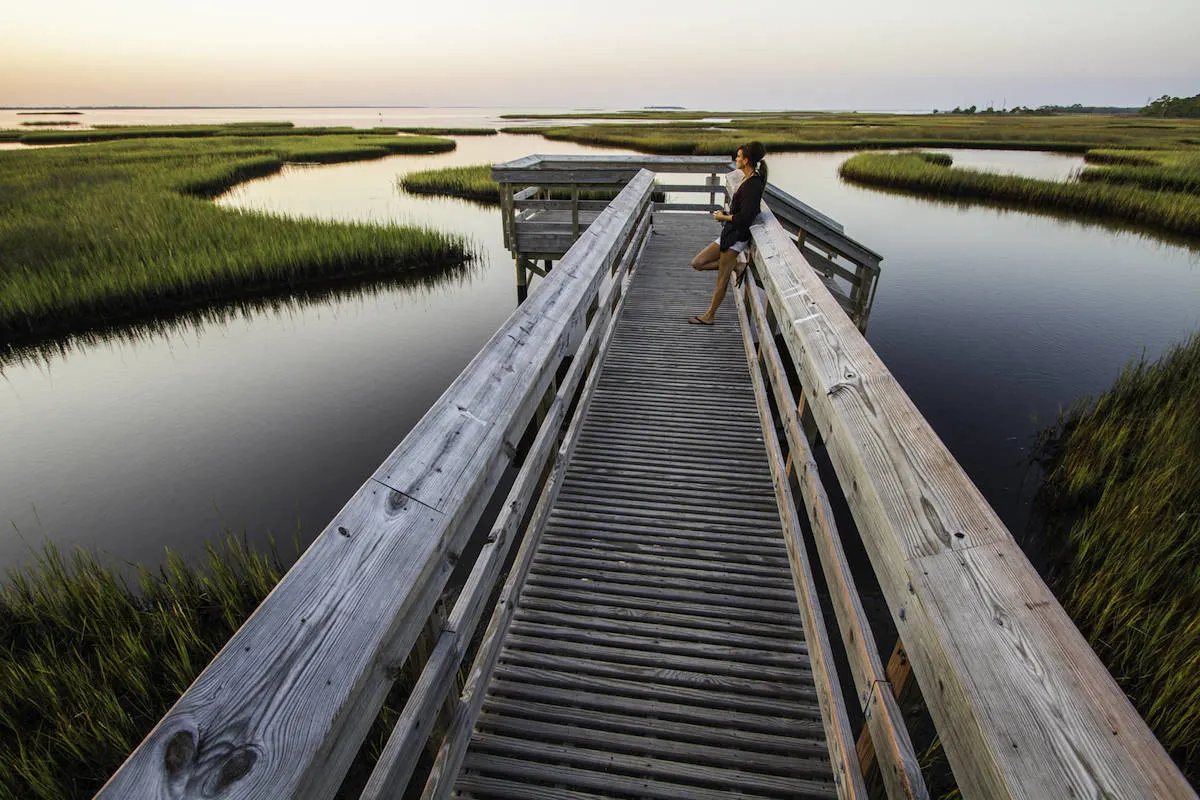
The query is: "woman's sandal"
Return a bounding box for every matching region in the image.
[687,315,714,325]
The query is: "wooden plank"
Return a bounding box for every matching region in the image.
[516,596,801,639]
[485,678,825,737]
[763,182,845,233]
[802,244,861,284]
[520,581,802,626]
[467,732,834,797]
[513,198,611,211]
[480,697,825,756]
[749,208,1194,797]
[472,714,826,776]
[655,202,721,211]
[512,607,804,653]
[654,182,727,193]
[505,624,806,670]
[461,751,834,800]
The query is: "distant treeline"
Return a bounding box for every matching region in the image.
[934,95,1200,118]
[934,103,1138,115]
[1140,93,1200,118]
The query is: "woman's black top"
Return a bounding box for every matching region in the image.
[719,173,765,250]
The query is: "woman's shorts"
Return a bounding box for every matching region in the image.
[714,238,750,254]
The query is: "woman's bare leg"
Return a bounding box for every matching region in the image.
[697,249,739,321]
[690,241,721,271]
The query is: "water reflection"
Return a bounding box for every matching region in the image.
[3,133,1198,578]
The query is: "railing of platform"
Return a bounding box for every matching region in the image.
[98,170,658,800]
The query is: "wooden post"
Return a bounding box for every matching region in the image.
[707,172,718,209]
[499,182,514,249]
[856,639,923,797]
[515,254,529,304]
[406,600,458,763]
[571,184,580,237]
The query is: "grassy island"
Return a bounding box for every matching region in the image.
[837,150,1200,238]
[0,126,469,345]
[1036,334,1200,783]
[400,163,502,202]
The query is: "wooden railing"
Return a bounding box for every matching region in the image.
[495,154,881,330]
[760,183,881,331]
[98,169,658,800]
[493,155,730,293]
[738,202,1194,798]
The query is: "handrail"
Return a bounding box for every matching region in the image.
[362,175,655,798]
[99,169,660,800]
[732,278,872,799]
[420,194,654,799]
[745,207,1194,798]
[734,276,928,799]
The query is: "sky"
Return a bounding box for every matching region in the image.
[2,0,1197,110]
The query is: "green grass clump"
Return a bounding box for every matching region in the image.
[1079,148,1200,194]
[1036,334,1200,782]
[917,151,953,166]
[837,151,1200,238]
[401,164,501,202]
[0,537,288,799]
[0,131,468,343]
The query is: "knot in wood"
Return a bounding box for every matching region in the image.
[213,746,258,792]
[163,729,197,774]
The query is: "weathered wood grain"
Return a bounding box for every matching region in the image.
[749,207,1194,798]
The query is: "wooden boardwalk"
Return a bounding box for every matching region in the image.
[452,214,837,798]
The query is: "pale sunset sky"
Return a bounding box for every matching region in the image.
[2,0,1197,110]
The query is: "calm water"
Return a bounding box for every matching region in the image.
[2,111,1198,574]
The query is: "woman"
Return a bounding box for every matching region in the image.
[687,141,768,325]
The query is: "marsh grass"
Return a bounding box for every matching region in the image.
[0,131,468,343]
[14,123,408,145]
[0,536,290,798]
[1079,148,1200,194]
[837,152,1200,238]
[0,535,440,799]
[18,121,80,127]
[917,151,953,166]
[521,113,1200,156]
[400,164,502,202]
[1035,334,1200,782]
